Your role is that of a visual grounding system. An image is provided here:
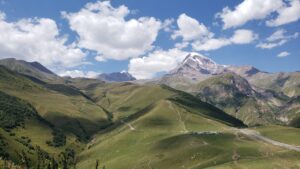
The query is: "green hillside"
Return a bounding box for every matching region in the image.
[0,91,84,168]
[77,99,299,169]
[0,66,110,140]
[83,82,245,127]
[0,63,300,168]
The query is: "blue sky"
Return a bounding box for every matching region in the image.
[0,0,299,79]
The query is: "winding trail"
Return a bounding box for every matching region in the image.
[238,129,300,152]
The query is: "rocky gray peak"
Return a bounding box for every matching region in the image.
[98,71,136,82]
[0,58,55,75]
[227,65,261,77]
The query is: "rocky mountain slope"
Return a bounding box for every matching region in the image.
[159,53,299,126]
[98,71,136,82]
[0,58,61,83]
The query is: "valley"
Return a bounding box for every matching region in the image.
[0,56,299,169]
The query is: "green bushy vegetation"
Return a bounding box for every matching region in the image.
[46,129,66,147]
[0,91,38,129]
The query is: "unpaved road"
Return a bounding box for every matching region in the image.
[238,129,300,152]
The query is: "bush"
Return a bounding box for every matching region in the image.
[0,91,38,129]
[46,129,66,147]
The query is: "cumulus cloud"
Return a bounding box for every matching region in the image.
[63,1,162,61]
[58,70,100,78]
[217,0,283,29]
[192,38,231,51]
[230,29,259,44]
[257,29,299,49]
[267,0,300,27]
[277,51,290,58]
[172,13,213,41]
[0,11,86,70]
[171,14,257,51]
[128,48,188,79]
[192,29,257,51]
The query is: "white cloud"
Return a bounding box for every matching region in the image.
[266,29,287,41]
[63,1,162,61]
[95,55,106,62]
[217,0,283,29]
[162,18,175,32]
[172,13,213,41]
[58,70,100,78]
[171,14,257,51]
[192,29,257,51]
[175,42,189,49]
[230,29,259,44]
[256,40,287,49]
[128,48,188,79]
[277,51,290,57]
[267,0,300,27]
[257,29,299,49]
[192,38,231,51]
[0,12,86,70]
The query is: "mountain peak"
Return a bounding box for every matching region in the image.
[0,58,59,82]
[98,71,136,82]
[182,53,218,69]
[170,53,226,76]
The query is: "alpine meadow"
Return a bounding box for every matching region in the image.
[0,0,300,169]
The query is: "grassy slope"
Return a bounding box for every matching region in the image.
[0,91,83,166]
[78,99,300,169]
[84,82,244,127]
[1,65,299,168]
[76,83,300,169]
[255,125,300,146]
[0,66,109,139]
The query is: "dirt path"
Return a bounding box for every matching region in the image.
[168,101,188,133]
[238,129,300,152]
[121,120,136,131]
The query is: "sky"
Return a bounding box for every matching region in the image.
[0,0,299,79]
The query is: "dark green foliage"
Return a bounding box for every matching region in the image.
[17,150,31,169]
[0,91,38,129]
[15,136,34,150]
[59,148,77,169]
[0,135,9,160]
[46,129,66,147]
[289,116,300,128]
[36,146,50,169]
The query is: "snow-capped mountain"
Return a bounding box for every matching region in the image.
[169,53,227,76]
[159,53,266,90]
[165,53,266,82]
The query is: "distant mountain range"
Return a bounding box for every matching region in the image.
[0,58,136,83]
[0,56,299,126]
[157,53,300,126]
[0,56,299,168]
[98,71,136,82]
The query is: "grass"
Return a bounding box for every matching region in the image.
[0,66,110,140]
[77,100,300,169]
[255,125,300,146]
[208,151,300,169]
[1,65,300,168]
